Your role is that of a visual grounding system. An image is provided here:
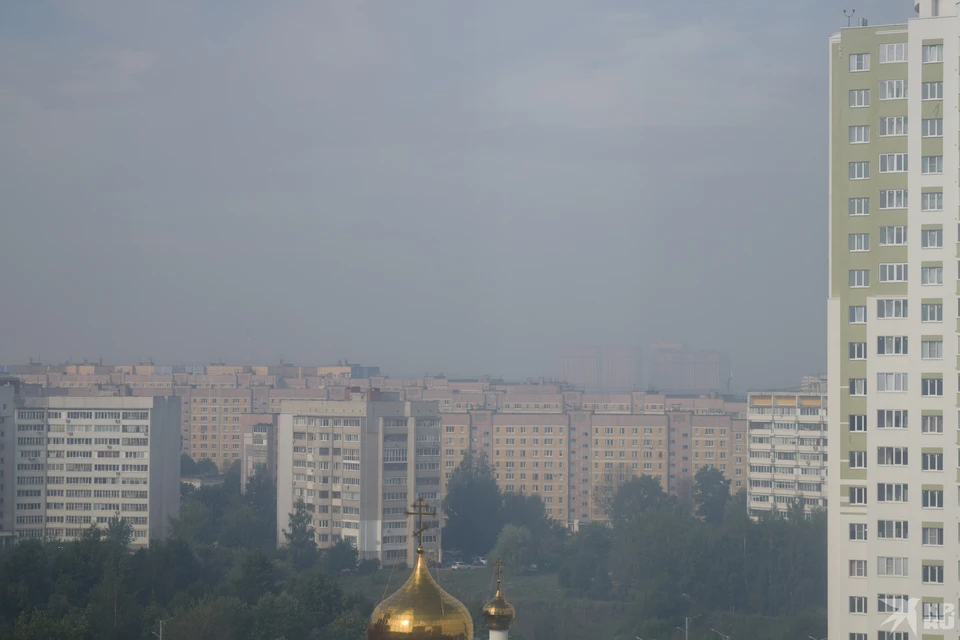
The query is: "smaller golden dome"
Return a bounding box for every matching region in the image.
[481,560,515,631]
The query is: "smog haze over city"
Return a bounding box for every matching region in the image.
[0,0,911,388]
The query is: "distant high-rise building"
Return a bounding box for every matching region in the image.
[10,395,180,546]
[276,396,442,567]
[828,7,957,640]
[561,346,641,391]
[647,343,730,393]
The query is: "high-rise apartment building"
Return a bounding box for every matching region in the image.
[746,392,828,519]
[648,344,731,393]
[276,398,443,567]
[828,5,956,639]
[561,346,641,392]
[10,396,180,546]
[0,381,16,545]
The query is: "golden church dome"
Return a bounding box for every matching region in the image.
[368,547,473,640]
[481,560,515,631]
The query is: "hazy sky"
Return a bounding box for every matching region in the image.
[0,0,909,389]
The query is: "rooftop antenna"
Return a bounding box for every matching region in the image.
[843,9,855,27]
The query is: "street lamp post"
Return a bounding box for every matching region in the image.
[676,614,702,640]
[711,629,732,640]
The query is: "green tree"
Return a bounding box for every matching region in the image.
[694,465,731,526]
[487,525,534,572]
[13,609,92,640]
[608,475,675,527]
[442,453,502,557]
[165,595,248,640]
[170,501,215,545]
[283,498,317,570]
[324,539,358,574]
[557,523,613,598]
[180,453,197,477]
[322,609,368,640]
[229,549,276,605]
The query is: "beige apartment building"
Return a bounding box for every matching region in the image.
[9,395,180,547]
[746,391,828,518]
[275,397,443,567]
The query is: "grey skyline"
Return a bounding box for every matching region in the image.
[0,0,909,389]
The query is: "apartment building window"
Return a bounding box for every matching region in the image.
[922,119,944,138]
[849,596,867,614]
[877,299,907,318]
[921,340,943,359]
[849,162,870,180]
[848,233,869,252]
[921,452,943,471]
[921,229,943,248]
[877,373,908,392]
[879,43,907,63]
[921,414,943,433]
[922,564,944,584]
[879,79,907,99]
[878,596,909,617]
[849,559,868,577]
[877,520,908,539]
[849,342,868,359]
[921,377,943,397]
[922,43,944,63]
[877,483,909,503]
[849,125,870,143]
[849,305,867,323]
[921,303,942,322]
[849,451,867,469]
[922,488,943,508]
[879,116,907,137]
[877,336,908,355]
[848,197,870,215]
[849,523,868,540]
[849,270,870,287]
[850,53,870,71]
[879,190,907,209]
[921,192,943,211]
[922,81,944,100]
[877,557,909,577]
[922,526,944,546]
[849,89,870,107]
[921,266,943,286]
[849,378,867,396]
[849,486,867,505]
[922,155,943,174]
[877,447,908,466]
[878,226,906,246]
[849,414,867,432]
[878,264,906,283]
[879,153,908,173]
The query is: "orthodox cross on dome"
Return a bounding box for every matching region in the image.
[406,496,436,551]
[494,558,504,591]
